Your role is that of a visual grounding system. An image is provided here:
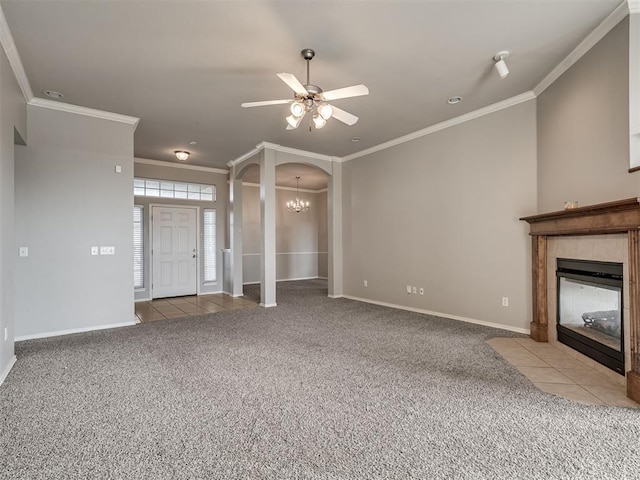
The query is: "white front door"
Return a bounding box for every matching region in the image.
[152,206,197,298]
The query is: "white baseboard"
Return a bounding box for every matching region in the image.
[243,277,323,286]
[327,294,343,299]
[276,276,321,282]
[0,355,17,387]
[341,295,530,335]
[15,320,139,342]
[135,297,151,302]
[260,303,277,308]
[196,290,224,296]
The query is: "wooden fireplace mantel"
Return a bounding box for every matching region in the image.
[520,197,640,236]
[520,198,640,403]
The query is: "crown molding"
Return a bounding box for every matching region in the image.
[241,181,326,193]
[342,91,536,163]
[229,142,337,167]
[135,157,229,175]
[533,1,630,96]
[229,146,262,167]
[29,97,140,128]
[258,142,335,162]
[0,5,33,102]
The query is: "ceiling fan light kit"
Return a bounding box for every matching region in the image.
[242,48,369,130]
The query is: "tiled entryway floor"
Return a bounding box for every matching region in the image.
[488,337,640,408]
[135,294,258,323]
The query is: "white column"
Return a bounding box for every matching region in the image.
[328,159,343,298]
[260,149,277,307]
[229,165,244,297]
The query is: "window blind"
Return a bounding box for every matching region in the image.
[133,205,144,289]
[203,209,217,282]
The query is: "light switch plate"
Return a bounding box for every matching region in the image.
[100,246,115,255]
[19,247,28,257]
[91,246,99,256]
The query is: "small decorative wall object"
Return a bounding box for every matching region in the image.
[564,201,579,210]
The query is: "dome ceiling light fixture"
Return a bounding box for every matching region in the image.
[174,151,190,162]
[493,51,510,79]
[241,48,369,130]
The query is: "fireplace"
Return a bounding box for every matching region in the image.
[556,258,624,375]
[520,198,640,404]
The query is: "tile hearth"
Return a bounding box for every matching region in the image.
[488,337,639,408]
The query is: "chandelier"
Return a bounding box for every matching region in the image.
[287,176,310,213]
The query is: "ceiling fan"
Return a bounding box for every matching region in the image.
[241,48,369,130]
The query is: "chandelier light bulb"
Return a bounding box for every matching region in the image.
[318,103,333,120]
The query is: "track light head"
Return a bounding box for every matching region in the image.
[493,51,510,79]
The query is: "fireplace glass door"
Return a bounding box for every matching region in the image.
[556,259,623,375]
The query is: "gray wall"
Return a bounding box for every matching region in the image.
[0,45,26,380]
[342,100,537,332]
[14,106,135,338]
[537,18,638,212]
[242,185,328,283]
[133,161,228,300]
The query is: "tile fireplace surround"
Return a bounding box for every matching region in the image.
[521,198,640,404]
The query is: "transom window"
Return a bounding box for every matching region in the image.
[134,177,215,202]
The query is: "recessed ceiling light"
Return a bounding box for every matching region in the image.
[351,137,361,143]
[447,96,462,105]
[43,90,64,99]
[189,141,197,145]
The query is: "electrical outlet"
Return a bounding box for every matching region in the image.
[4,327,7,341]
[19,247,28,257]
[419,287,424,295]
[364,280,368,287]
[91,246,99,256]
[502,297,509,307]
[100,246,116,255]
[412,286,417,294]
[406,285,412,294]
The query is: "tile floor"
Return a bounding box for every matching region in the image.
[487,337,639,408]
[135,293,258,323]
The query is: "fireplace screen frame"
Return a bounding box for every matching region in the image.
[556,258,624,375]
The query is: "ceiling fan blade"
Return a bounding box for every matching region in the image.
[277,73,309,96]
[241,99,290,108]
[321,84,369,101]
[331,106,359,126]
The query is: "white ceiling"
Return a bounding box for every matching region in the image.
[1,0,624,178]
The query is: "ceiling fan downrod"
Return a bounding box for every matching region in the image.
[301,48,315,86]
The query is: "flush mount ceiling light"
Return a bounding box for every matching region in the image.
[43,90,64,99]
[241,48,369,130]
[286,176,310,213]
[493,51,510,79]
[174,151,190,162]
